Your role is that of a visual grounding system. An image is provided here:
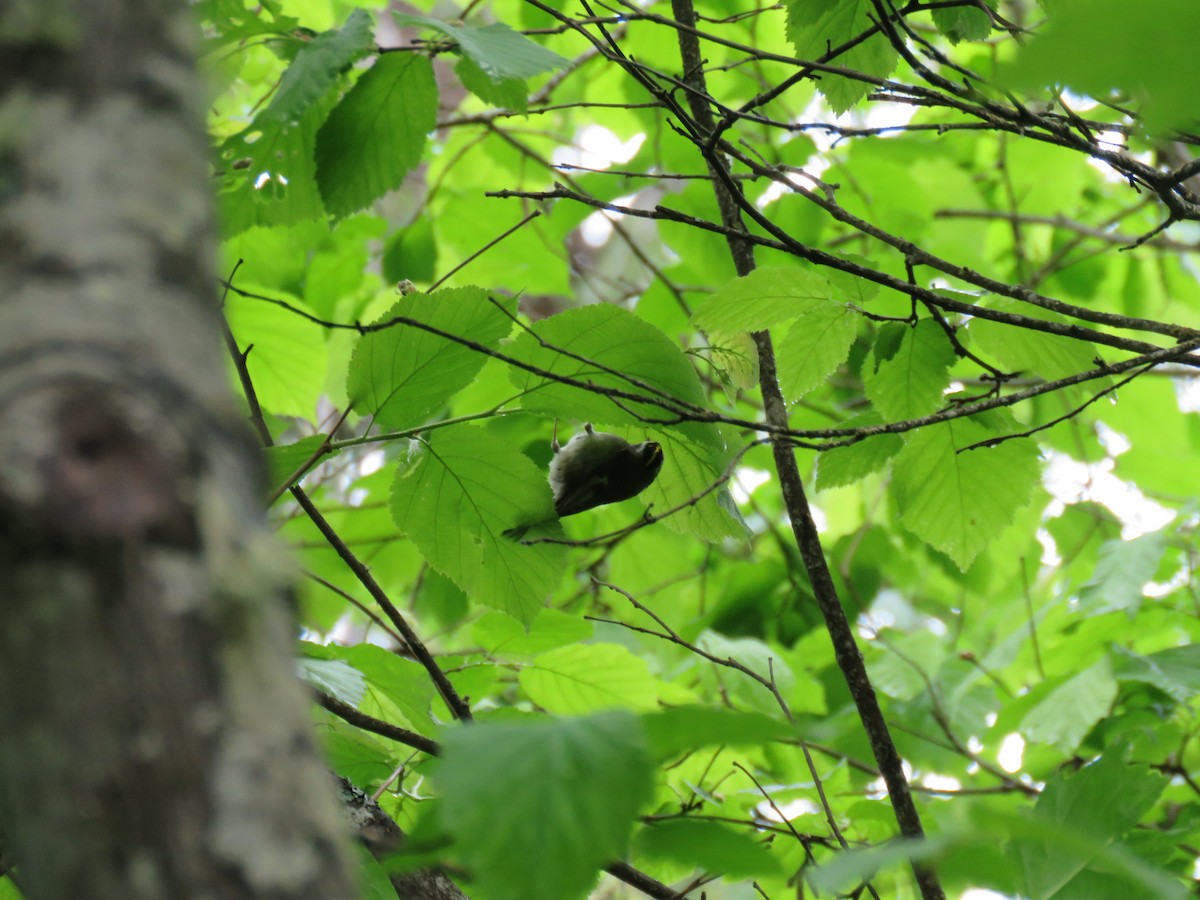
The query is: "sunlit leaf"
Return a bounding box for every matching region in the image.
[316,53,438,217]
[390,425,567,623]
[890,412,1040,569]
[815,412,903,490]
[1021,659,1118,753]
[1006,0,1200,133]
[347,287,515,429]
[456,56,528,111]
[519,644,660,714]
[784,0,899,112]
[777,301,860,401]
[865,319,957,421]
[395,13,569,79]
[692,266,834,333]
[509,305,713,447]
[224,289,327,418]
[258,10,374,127]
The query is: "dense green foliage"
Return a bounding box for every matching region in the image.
[179,0,1200,897]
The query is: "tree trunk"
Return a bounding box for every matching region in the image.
[0,1,360,897]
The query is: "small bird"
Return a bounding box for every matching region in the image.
[549,423,664,517]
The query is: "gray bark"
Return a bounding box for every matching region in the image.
[337,778,468,900]
[0,1,360,897]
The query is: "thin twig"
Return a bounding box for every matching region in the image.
[221,267,473,723]
[315,692,439,756]
[429,210,542,291]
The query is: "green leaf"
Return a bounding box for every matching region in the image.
[338,644,438,733]
[507,310,734,532]
[634,819,782,879]
[1004,0,1200,134]
[968,806,1186,900]
[437,712,655,900]
[864,319,957,421]
[784,0,900,112]
[415,567,469,631]
[382,217,438,286]
[645,427,748,542]
[296,657,365,706]
[693,632,797,716]
[1021,659,1118,753]
[323,724,396,784]
[389,424,567,623]
[868,631,947,701]
[216,95,331,234]
[704,330,759,392]
[456,55,528,111]
[815,412,903,490]
[346,287,515,429]
[1078,533,1166,616]
[258,9,374,127]
[197,0,300,45]
[519,644,660,714]
[810,837,948,893]
[692,266,835,333]
[395,13,568,79]
[640,707,794,759]
[224,290,327,418]
[777,301,859,401]
[315,52,438,218]
[444,658,499,715]
[968,297,1103,381]
[358,844,405,900]
[890,413,1040,569]
[1109,379,1200,497]
[932,2,993,43]
[264,434,336,490]
[509,305,707,433]
[1115,644,1200,704]
[473,608,593,656]
[826,263,880,305]
[1018,754,1167,898]
[302,214,381,318]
